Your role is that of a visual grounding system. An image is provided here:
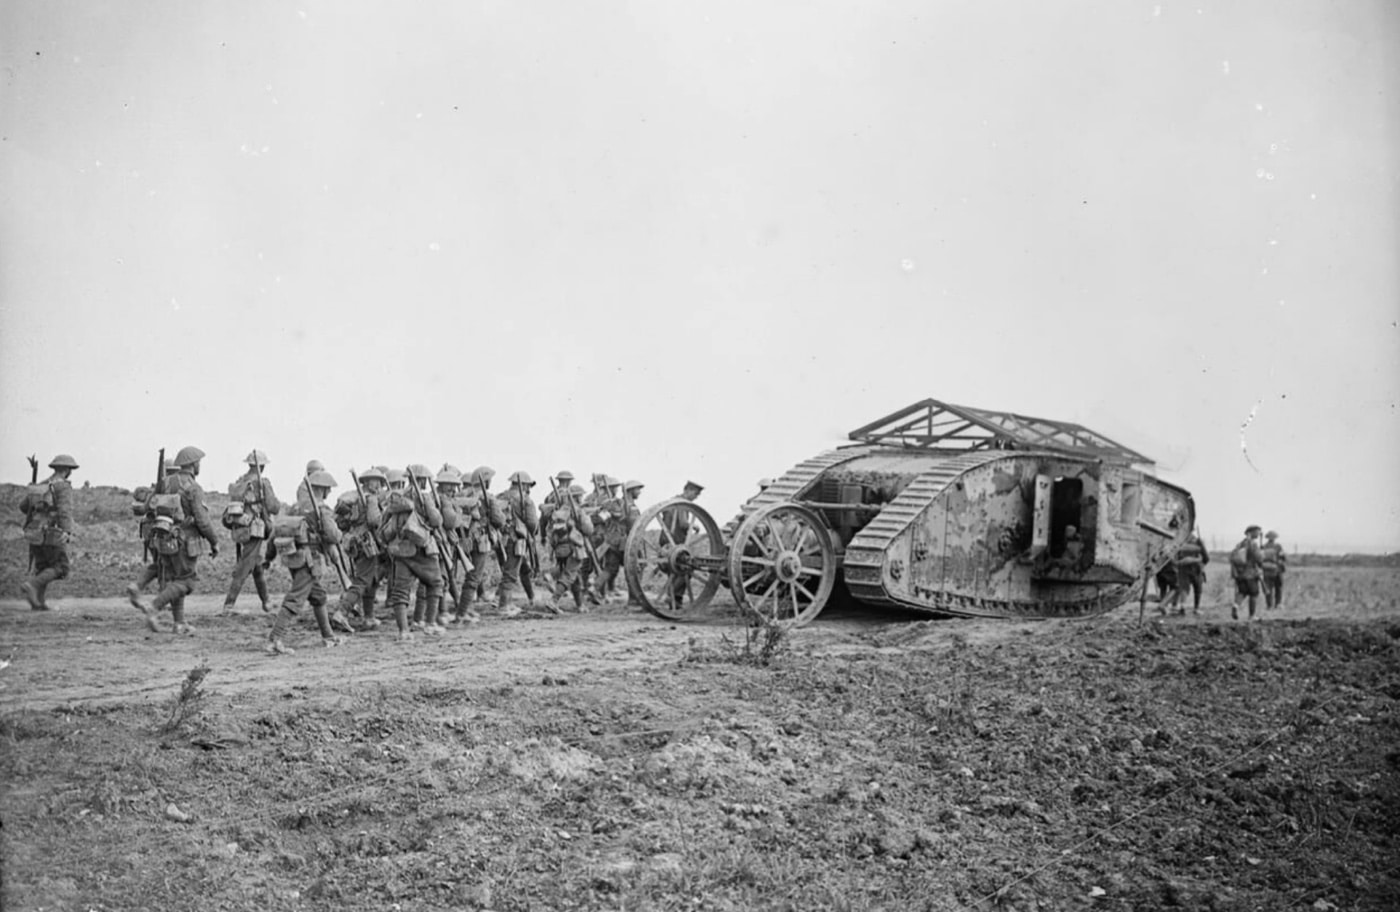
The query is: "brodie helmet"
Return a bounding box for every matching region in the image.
[245,449,269,467]
[623,479,644,492]
[435,468,462,486]
[359,467,387,485]
[555,469,575,483]
[306,459,325,473]
[174,445,206,468]
[48,454,79,470]
[309,469,337,489]
[509,470,535,487]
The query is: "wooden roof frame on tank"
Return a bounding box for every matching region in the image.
[846,398,1154,466]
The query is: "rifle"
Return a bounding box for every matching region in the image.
[349,470,384,557]
[548,477,603,577]
[250,454,269,523]
[512,480,541,578]
[303,471,351,588]
[24,455,38,572]
[477,476,509,567]
[153,448,166,586]
[406,468,466,606]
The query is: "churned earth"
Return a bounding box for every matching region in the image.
[1,571,1398,912]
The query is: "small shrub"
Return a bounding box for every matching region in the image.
[159,663,210,735]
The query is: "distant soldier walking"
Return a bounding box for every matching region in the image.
[265,470,343,654]
[333,467,388,631]
[1165,531,1209,615]
[1229,524,1265,621]
[1261,530,1287,610]
[380,466,445,641]
[595,479,643,603]
[128,446,221,634]
[19,454,79,611]
[545,476,595,613]
[221,450,281,615]
[495,471,540,617]
[454,466,507,623]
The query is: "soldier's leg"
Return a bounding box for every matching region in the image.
[412,581,427,628]
[252,556,271,611]
[1190,574,1203,612]
[223,542,261,612]
[308,572,337,645]
[412,555,444,636]
[496,553,520,608]
[30,545,70,608]
[268,564,313,653]
[1274,575,1284,610]
[385,559,415,640]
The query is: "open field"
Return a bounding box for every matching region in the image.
[2,485,1398,910]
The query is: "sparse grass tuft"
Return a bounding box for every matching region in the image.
[159,662,210,735]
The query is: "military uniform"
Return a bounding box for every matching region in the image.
[333,468,388,631]
[1261,531,1287,610]
[1229,526,1265,620]
[1166,534,1209,614]
[546,483,595,612]
[266,471,343,654]
[19,455,79,610]
[381,468,445,640]
[596,480,643,602]
[454,467,507,621]
[221,450,282,614]
[133,446,221,634]
[414,469,464,630]
[495,472,539,614]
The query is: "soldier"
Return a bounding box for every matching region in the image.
[660,480,704,605]
[415,467,464,630]
[1229,524,1265,621]
[454,466,507,623]
[221,449,282,615]
[19,454,79,611]
[265,470,343,654]
[333,467,388,631]
[1165,531,1210,615]
[595,479,643,603]
[539,469,575,539]
[495,470,539,617]
[128,456,178,598]
[380,464,444,641]
[1261,530,1287,610]
[545,477,595,613]
[128,445,221,635]
[293,459,327,512]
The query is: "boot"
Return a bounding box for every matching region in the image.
[21,581,43,611]
[265,639,295,656]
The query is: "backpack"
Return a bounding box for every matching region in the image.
[334,491,365,531]
[149,493,185,521]
[381,508,431,557]
[1229,540,1250,568]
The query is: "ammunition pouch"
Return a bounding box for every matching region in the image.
[151,517,184,556]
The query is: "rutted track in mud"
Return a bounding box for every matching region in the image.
[0,595,936,712]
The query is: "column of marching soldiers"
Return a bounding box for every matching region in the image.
[17,448,705,656]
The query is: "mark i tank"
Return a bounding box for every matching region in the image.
[624,397,1195,625]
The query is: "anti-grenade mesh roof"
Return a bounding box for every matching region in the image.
[847,398,1153,465]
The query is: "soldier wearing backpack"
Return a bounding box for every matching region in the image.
[265,470,343,655]
[221,450,282,615]
[128,446,221,635]
[19,454,79,611]
[594,478,642,604]
[1229,525,1265,621]
[545,479,596,613]
[1164,531,1209,615]
[333,467,388,631]
[455,466,508,622]
[380,465,445,642]
[495,471,540,616]
[1261,530,1288,610]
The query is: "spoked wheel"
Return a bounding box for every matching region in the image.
[728,502,836,627]
[624,497,725,620]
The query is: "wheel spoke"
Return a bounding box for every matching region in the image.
[743,568,770,590]
[794,579,817,602]
[739,555,776,569]
[796,564,823,578]
[657,519,677,549]
[790,526,809,556]
[758,578,779,616]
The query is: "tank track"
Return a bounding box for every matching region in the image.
[721,448,871,541]
[843,451,1137,619]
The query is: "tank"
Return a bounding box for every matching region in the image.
[624,397,1195,625]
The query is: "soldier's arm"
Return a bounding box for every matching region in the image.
[577,512,595,537]
[487,497,507,529]
[441,502,460,531]
[263,480,282,515]
[365,494,382,527]
[423,500,443,529]
[187,483,220,546]
[318,504,342,544]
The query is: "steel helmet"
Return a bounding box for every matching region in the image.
[569,484,585,496]
[245,449,269,466]
[1266,530,1278,539]
[309,470,337,488]
[757,477,774,489]
[440,462,463,477]
[509,470,534,486]
[624,479,644,492]
[435,469,462,485]
[472,466,496,484]
[406,463,431,480]
[174,445,205,468]
[359,467,387,484]
[555,469,575,483]
[604,475,621,488]
[336,490,359,508]
[385,468,407,486]
[306,459,325,473]
[47,454,79,469]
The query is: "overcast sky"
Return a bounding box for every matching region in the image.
[2,1,1397,553]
